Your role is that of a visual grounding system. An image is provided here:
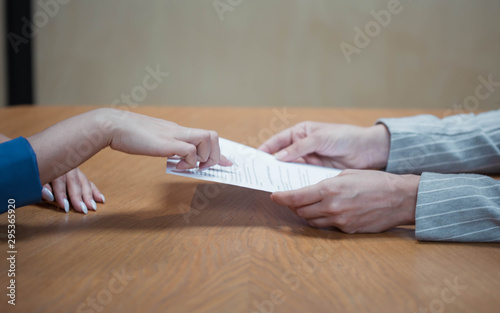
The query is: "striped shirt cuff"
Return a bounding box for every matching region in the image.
[377,111,500,174]
[415,172,500,242]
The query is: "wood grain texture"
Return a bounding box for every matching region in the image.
[0,106,499,313]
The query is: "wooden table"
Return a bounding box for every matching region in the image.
[1,106,499,313]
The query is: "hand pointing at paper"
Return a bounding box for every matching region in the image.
[1,108,232,214]
[30,108,232,186]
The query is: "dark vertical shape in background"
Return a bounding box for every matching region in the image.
[5,0,33,105]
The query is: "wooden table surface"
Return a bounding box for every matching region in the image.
[1,106,499,313]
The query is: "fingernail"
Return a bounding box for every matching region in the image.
[91,200,97,211]
[227,158,237,167]
[42,187,54,202]
[173,164,188,171]
[198,165,209,171]
[80,201,88,214]
[63,199,69,213]
[100,194,105,204]
[275,150,288,160]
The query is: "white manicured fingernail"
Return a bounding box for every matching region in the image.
[80,201,88,214]
[63,199,69,213]
[275,150,288,160]
[42,187,54,202]
[100,194,105,204]
[91,200,97,211]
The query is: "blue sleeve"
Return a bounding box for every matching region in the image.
[0,137,42,213]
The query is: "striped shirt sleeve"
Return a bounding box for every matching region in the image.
[377,109,500,174]
[415,172,500,242]
[378,110,500,242]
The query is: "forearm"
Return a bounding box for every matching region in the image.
[27,109,114,185]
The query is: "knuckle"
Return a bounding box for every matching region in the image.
[319,180,335,197]
[66,174,80,186]
[200,154,209,162]
[186,145,197,155]
[201,130,211,141]
[296,121,307,128]
[204,158,216,167]
[318,181,328,196]
[209,130,219,139]
[297,121,311,128]
[334,216,348,228]
[319,206,333,216]
[289,193,301,205]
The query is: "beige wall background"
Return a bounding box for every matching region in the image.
[34,0,500,110]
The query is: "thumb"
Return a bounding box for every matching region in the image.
[274,136,318,162]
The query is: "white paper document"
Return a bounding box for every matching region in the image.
[166,138,342,192]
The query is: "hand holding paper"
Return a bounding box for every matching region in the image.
[166,138,341,192]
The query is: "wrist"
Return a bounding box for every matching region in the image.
[92,108,119,149]
[364,124,390,169]
[396,174,420,225]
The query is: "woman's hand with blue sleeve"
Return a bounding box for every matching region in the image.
[2,133,103,214]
